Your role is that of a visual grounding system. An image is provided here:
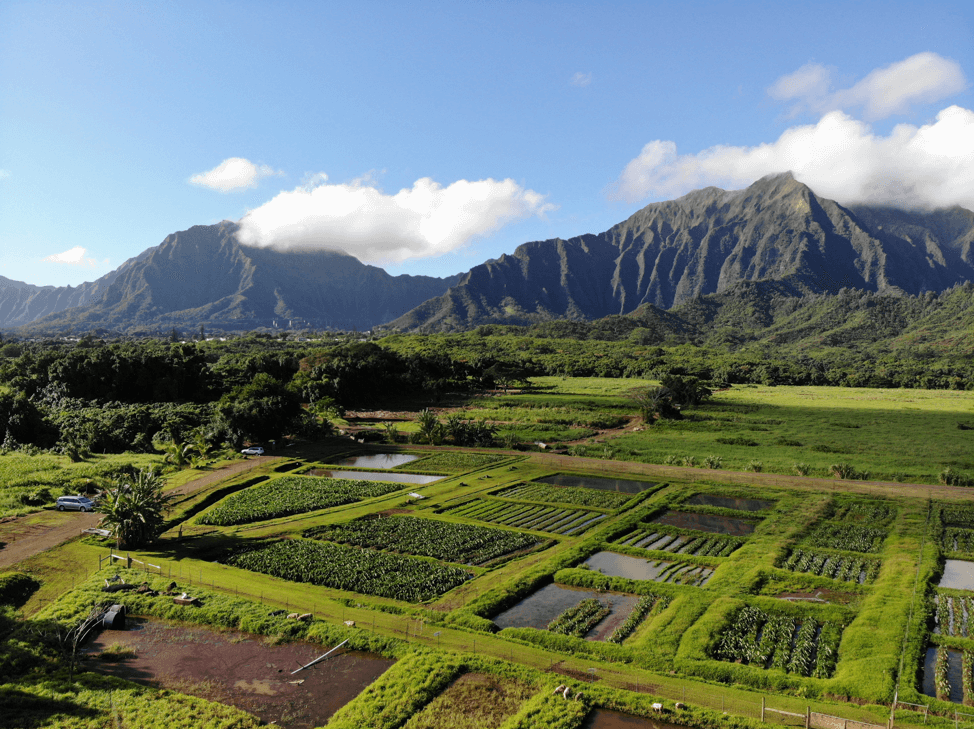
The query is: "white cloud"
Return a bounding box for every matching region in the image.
[611,105,974,211]
[42,246,108,267]
[768,52,967,120]
[189,157,282,192]
[571,72,592,88]
[236,175,556,264]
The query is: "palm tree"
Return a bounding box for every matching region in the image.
[158,439,194,469]
[99,469,174,548]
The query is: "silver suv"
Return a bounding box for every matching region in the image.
[56,495,95,512]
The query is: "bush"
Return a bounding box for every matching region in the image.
[704,455,722,469]
[745,460,764,473]
[830,463,869,480]
[939,467,973,487]
[794,463,810,476]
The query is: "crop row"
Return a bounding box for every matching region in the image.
[828,501,895,524]
[781,549,880,584]
[650,560,713,586]
[227,539,470,603]
[547,598,611,637]
[933,593,974,638]
[614,527,744,557]
[803,522,886,553]
[941,528,974,556]
[711,605,843,678]
[445,499,606,535]
[494,483,632,510]
[199,476,403,526]
[608,595,670,644]
[942,504,974,529]
[302,516,543,566]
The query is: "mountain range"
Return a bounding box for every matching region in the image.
[6,173,974,336]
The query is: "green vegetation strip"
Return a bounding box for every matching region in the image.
[547,598,611,637]
[227,539,471,602]
[781,548,881,583]
[303,516,545,566]
[803,522,886,554]
[495,482,632,509]
[198,475,404,525]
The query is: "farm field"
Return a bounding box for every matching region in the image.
[6,379,974,728]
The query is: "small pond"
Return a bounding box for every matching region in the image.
[939,559,974,591]
[921,645,964,703]
[83,617,394,728]
[683,493,773,512]
[492,583,640,640]
[309,469,442,485]
[583,551,713,586]
[582,709,685,729]
[536,474,656,494]
[332,453,419,469]
[651,510,756,536]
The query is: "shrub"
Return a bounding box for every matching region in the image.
[715,436,759,447]
[939,467,974,487]
[745,460,764,473]
[681,455,696,467]
[662,454,680,465]
[704,455,722,469]
[830,463,869,480]
[794,463,810,476]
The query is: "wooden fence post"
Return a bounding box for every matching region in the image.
[805,705,810,729]
[761,696,765,723]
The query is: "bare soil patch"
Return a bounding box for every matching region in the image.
[0,510,100,568]
[82,617,393,728]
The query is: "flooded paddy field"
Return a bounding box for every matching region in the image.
[582,708,685,729]
[583,551,713,586]
[922,645,965,703]
[332,453,419,469]
[939,559,974,591]
[535,474,657,494]
[82,617,393,728]
[308,468,442,485]
[492,583,640,640]
[683,493,774,512]
[650,510,756,536]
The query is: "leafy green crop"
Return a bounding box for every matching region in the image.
[228,539,471,602]
[494,482,631,509]
[445,498,606,535]
[198,475,404,525]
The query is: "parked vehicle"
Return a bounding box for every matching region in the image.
[241,446,265,456]
[56,495,95,512]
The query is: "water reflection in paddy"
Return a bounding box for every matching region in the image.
[683,494,773,512]
[493,583,639,640]
[333,453,419,469]
[939,560,974,591]
[309,469,441,485]
[536,474,656,494]
[582,708,685,729]
[921,645,964,703]
[651,511,756,536]
[584,551,713,586]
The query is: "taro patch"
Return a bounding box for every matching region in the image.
[683,493,774,512]
[802,522,886,554]
[780,548,880,584]
[650,510,757,536]
[494,482,633,510]
[613,525,745,557]
[583,551,713,586]
[444,498,606,535]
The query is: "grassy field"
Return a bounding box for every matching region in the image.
[5,378,974,727]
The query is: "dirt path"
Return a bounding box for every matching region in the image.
[0,456,278,570]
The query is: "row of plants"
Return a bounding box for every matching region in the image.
[407,452,509,473]
[649,561,714,586]
[227,539,472,602]
[198,475,404,525]
[710,605,844,678]
[444,499,606,535]
[827,501,896,524]
[493,482,633,510]
[933,593,974,638]
[780,548,881,584]
[941,528,974,557]
[612,526,744,557]
[802,521,887,554]
[941,504,974,529]
[546,598,611,637]
[302,516,545,566]
[607,594,670,644]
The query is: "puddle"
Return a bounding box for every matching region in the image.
[309,469,441,485]
[921,646,937,698]
[583,551,712,586]
[333,453,419,469]
[651,511,756,536]
[535,474,656,494]
[940,560,974,591]
[493,583,639,640]
[683,494,773,512]
[82,617,393,728]
[582,709,684,729]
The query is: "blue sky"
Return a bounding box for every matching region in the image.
[1,1,972,287]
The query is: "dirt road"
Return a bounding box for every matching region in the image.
[0,456,277,570]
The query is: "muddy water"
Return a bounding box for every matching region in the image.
[536,474,656,494]
[922,646,937,698]
[582,708,685,729]
[83,617,393,728]
[583,551,712,586]
[493,583,639,640]
[334,453,419,469]
[684,494,773,512]
[651,510,756,536]
[947,649,965,703]
[309,469,441,484]
[940,559,974,591]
